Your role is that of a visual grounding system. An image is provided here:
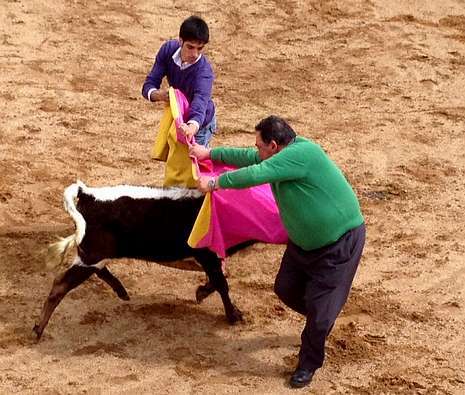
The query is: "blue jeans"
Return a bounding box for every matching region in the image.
[195,115,217,147]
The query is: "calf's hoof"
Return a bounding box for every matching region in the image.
[226,306,244,324]
[196,284,214,304]
[117,290,130,301]
[32,324,43,340]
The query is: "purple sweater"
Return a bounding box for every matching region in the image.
[142,39,215,128]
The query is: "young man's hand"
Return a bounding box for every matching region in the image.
[179,123,198,140]
[150,89,169,103]
[189,143,211,160]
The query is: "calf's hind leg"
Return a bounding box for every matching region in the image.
[96,267,130,301]
[33,264,97,340]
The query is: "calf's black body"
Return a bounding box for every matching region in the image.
[33,184,249,340]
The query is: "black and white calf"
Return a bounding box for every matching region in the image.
[34,181,251,339]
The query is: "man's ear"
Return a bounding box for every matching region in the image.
[271,140,279,151]
[179,38,184,46]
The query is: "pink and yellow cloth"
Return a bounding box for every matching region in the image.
[152,88,287,257]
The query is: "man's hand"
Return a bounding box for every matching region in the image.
[179,123,198,141]
[150,89,169,103]
[198,176,218,193]
[189,143,211,160]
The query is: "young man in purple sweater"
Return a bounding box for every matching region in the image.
[142,15,216,146]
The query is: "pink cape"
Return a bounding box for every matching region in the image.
[171,88,288,257]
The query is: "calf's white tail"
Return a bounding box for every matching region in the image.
[45,181,87,270]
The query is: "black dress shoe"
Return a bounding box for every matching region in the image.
[289,368,314,388]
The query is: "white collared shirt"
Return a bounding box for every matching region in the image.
[172,47,202,70]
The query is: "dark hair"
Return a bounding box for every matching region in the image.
[179,16,209,44]
[255,115,297,146]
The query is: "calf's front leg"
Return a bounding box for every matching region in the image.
[194,250,243,324]
[196,281,215,303]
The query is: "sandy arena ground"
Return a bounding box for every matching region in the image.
[1,0,464,393]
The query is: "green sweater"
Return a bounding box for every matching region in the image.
[211,137,364,250]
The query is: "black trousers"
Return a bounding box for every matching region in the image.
[274,223,366,371]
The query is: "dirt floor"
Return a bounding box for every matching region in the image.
[1,0,464,393]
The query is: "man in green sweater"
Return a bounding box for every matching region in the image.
[189,115,365,389]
